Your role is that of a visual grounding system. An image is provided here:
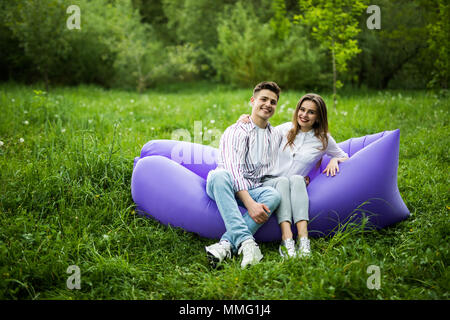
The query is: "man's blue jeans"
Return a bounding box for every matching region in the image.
[206,169,281,253]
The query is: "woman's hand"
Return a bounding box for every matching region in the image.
[237,114,250,123]
[323,158,340,177]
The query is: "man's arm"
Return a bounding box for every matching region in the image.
[221,125,270,224]
[220,125,250,192]
[236,190,270,224]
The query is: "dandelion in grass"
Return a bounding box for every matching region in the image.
[55,114,59,118]
[61,128,66,133]
[0,140,4,147]
[88,119,93,124]
[130,99,135,103]
[23,120,29,125]
[210,119,215,124]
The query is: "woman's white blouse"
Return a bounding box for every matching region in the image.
[269,122,348,177]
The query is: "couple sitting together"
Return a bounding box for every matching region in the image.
[205,81,349,268]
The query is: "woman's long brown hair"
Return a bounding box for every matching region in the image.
[284,93,329,152]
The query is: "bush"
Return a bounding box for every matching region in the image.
[1,0,199,91]
[4,0,71,90]
[210,1,328,90]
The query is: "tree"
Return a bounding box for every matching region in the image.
[426,0,449,89]
[5,0,70,91]
[89,0,198,92]
[101,1,164,92]
[354,0,433,89]
[295,0,367,108]
[270,0,291,40]
[211,1,326,89]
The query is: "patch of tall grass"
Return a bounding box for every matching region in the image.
[0,82,448,299]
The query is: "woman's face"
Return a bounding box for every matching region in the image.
[297,100,318,132]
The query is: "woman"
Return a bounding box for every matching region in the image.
[239,93,349,258]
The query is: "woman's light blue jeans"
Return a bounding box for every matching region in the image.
[206,169,281,253]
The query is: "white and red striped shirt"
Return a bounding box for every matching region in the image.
[213,118,282,192]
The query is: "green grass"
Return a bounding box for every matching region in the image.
[0,82,448,299]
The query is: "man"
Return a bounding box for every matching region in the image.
[205,81,283,268]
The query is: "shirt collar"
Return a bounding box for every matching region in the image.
[249,116,273,133]
[298,128,314,136]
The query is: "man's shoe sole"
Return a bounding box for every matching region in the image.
[205,248,221,268]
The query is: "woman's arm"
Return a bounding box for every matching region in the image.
[323,134,349,177]
[322,156,349,177]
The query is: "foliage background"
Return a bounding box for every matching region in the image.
[0,0,448,91]
[0,0,448,301]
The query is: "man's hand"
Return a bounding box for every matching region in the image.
[236,190,270,224]
[247,202,270,224]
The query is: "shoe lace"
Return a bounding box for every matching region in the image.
[300,239,310,252]
[284,239,296,255]
[219,242,231,258]
[239,241,257,256]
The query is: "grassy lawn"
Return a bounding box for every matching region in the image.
[0,82,448,300]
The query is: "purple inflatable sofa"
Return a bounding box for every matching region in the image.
[131,129,410,241]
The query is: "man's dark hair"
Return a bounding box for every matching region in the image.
[253,81,281,101]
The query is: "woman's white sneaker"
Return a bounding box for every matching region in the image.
[297,237,311,257]
[279,238,297,258]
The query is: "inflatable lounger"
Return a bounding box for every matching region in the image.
[131,129,410,241]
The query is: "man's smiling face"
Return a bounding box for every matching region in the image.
[250,89,278,122]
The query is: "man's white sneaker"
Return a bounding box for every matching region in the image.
[205,240,231,267]
[279,238,297,258]
[238,239,263,268]
[297,237,311,257]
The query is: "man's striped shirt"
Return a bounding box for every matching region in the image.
[213,118,282,192]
